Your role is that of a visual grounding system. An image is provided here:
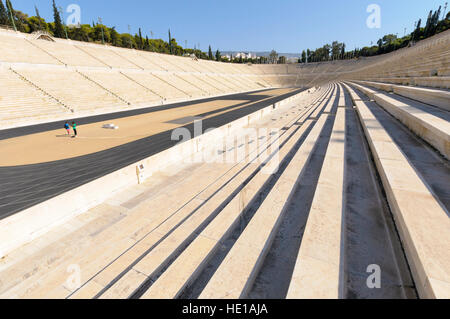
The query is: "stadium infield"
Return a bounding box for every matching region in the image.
[0,87,305,220]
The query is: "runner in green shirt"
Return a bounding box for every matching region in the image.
[72,121,78,138]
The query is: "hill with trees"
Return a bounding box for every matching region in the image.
[299,5,449,63]
[0,1,448,65]
[0,0,214,60]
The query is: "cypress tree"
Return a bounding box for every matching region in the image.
[5,0,16,30]
[168,29,172,54]
[52,0,64,38]
[434,6,442,24]
[208,45,213,60]
[413,19,422,41]
[431,6,442,35]
[215,49,220,61]
[0,0,8,25]
[144,35,150,51]
[110,27,118,46]
[138,28,143,49]
[35,5,42,30]
[424,10,433,37]
[5,0,24,31]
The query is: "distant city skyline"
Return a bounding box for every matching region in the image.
[7,0,448,53]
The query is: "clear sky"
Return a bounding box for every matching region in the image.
[8,0,448,53]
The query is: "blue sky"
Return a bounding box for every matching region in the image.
[8,0,448,53]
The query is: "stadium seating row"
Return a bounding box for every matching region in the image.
[0,27,449,300]
[1,29,448,129]
[0,75,448,299]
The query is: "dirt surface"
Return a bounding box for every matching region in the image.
[1,88,293,166]
[0,88,303,219]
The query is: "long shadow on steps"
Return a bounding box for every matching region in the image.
[343,104,417,299]
[176,92,338,299]
[243,86,340,299]
[124,95,322,299]
[365,96,450,212]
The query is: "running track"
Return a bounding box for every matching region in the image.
[0,88,306,220]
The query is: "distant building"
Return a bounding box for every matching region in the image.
[221,52,255,60]
[234,52,256,59]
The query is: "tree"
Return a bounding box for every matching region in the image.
[269,50,278,64]
[169,37,183,55]
[138,28,143,49]
[208,45,213,60]
[323,44,331,60]
[331,41,343,60]
[110,26,119,46]
[68,24,91,42]
[121,33,134,49]
[4,0,27,32]
[424,10,434,37]
[144,35,150,51]
[430,6,442,35]
[412,19,422,42]
[28,15,48,33]
[5,0,16,30]
[0,0,8,25]
[215,49,221,62]
[340,43,346,59]
[34,5,42,31]
[436,12,450,34]
[95,24,109,43]
[301,50,306,63]
[168,29,172,54]
[14,9,28,32]
[52,0,64,38]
